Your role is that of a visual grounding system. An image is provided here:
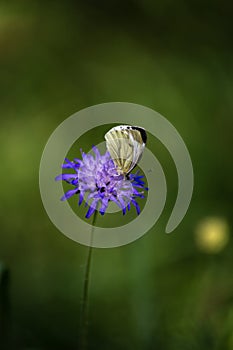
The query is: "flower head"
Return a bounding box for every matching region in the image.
[55,146,148,218]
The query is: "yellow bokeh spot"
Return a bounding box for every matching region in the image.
[195,217,230,253]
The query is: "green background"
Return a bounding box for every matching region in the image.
[0,1,232,349]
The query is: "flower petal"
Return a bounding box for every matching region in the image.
[55,174,78,181]
[118,197,127,215]
[61,158,77,169]
[78,192,84,206]
[99,198,109,215]
[131,199,141,215]
[92,145,101,160]
[85,199,99,218]
[61,188,79,201]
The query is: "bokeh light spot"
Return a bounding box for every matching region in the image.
[195,217,230,253]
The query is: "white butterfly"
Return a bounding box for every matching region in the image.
[104,125,147,177]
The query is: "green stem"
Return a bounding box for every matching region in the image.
[79,210,97,350]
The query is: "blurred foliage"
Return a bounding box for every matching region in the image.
[0,0,233,349]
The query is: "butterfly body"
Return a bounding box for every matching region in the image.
[104,125,147,176]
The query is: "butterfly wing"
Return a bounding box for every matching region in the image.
[105,125,147,175]
[105,127,134,174]
[127,128,147,172]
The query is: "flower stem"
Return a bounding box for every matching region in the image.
[79,210,97,350]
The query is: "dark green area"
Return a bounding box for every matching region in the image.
[0,0,233,349]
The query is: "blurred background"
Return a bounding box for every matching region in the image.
[0,0,233,349]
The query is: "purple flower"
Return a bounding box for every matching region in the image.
[55,146,148,218]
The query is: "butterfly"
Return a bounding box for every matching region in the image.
[104,125,147,177]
